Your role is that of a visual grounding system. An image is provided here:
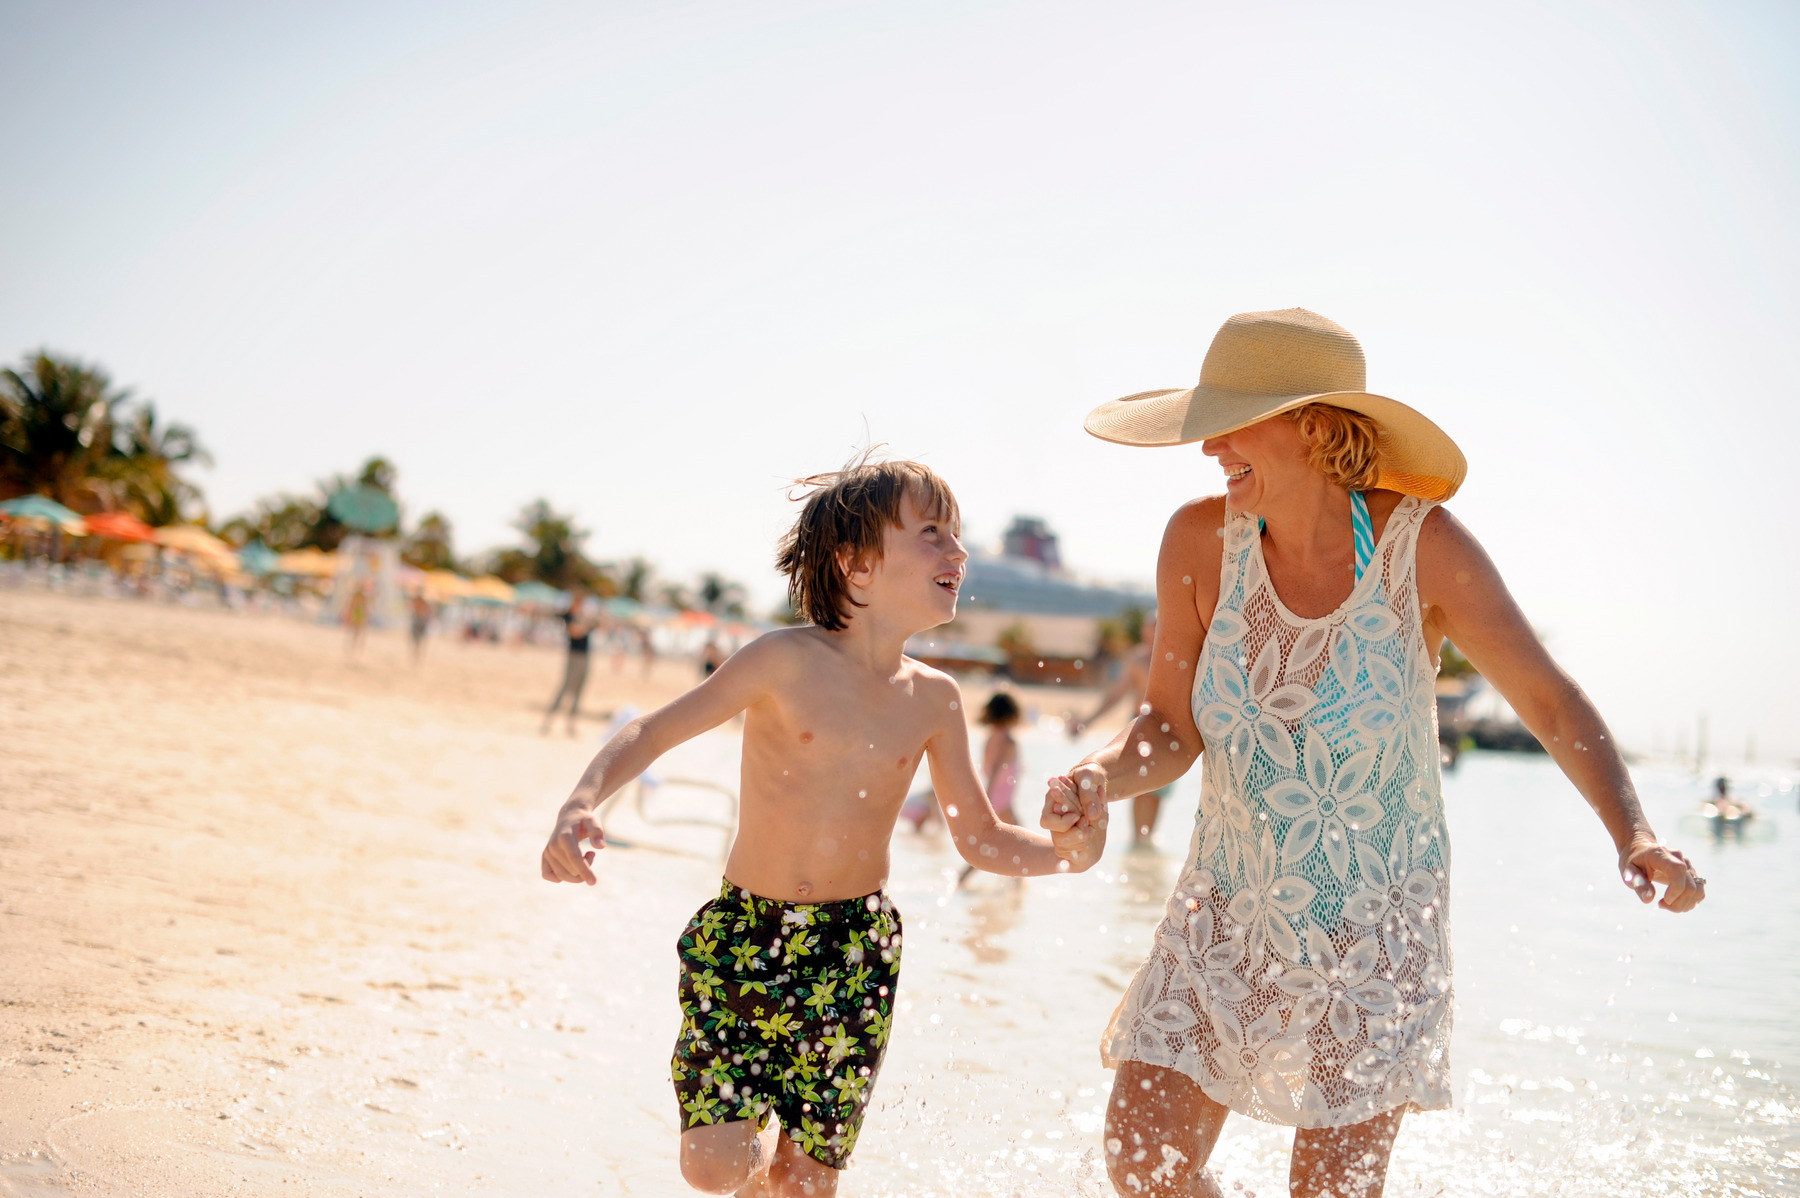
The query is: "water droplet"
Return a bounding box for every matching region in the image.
[1138,765,1148,776]
[949,701,958,710]
[1138,703,1151,716]
[1165,652,1174,661]
[1181,576,1192,585]
[858,790,867,798]
[1136,741,1151,757]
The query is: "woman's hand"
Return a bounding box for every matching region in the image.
[1621,840,1707,912]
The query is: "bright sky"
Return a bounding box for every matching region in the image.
[4,0,1797,759]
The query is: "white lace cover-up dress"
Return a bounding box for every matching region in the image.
[1101,497,1453,1128]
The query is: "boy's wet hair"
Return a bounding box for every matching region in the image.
[776,453,960,631]
[979,691,1021,727]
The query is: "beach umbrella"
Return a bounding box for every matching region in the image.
[272,548,342,576]
[466,576,517,605]
[511,580,568,609]
[325,485,400,534]
[423,569,476,600]
[154,525,236,561]
[0,494,84,529]
[237,540,280,575]
[604,597,644,618]
[81,510,158,543]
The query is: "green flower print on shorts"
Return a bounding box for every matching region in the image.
[671,880,903,1170]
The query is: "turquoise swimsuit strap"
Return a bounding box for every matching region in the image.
[1256,491,1375,583]
[1349,490,1374,583]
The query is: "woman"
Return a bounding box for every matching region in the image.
[1042,308,1705,1198]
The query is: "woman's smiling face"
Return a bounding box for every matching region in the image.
[1200,414,1315,513]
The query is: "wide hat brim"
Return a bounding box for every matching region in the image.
[1084,383,1467,502]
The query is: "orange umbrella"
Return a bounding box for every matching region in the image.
[83,511,159,543]
[154,524,236,561]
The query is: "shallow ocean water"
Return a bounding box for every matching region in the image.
[563,723,1798,1197]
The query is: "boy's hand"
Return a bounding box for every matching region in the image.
[1047,783,1107,871]
[1041,775,1084,833]
[1042,763,1108,831]
[542,810,605,885]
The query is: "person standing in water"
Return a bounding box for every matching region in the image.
[543,589,596,737]
[1070,613,1171,846]
[541,458,1091,1196]
[959,691,1025,887]
[1044,308,1705,1198]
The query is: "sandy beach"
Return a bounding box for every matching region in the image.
[0,590,1107,1196]
[0,589,766,1194]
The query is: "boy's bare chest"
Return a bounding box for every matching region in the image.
[765,679,938,769]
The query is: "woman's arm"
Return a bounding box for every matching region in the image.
[1049,500,1224,836]
[1417,508,1703,912]
[540,633,783,884]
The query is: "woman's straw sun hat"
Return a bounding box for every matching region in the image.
[1084,308,1466,501]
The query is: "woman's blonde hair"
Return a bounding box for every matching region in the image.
[1284,403,1381,491]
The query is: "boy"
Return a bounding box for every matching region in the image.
[540,459,1097,1197]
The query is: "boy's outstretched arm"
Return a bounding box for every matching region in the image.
[540,634,778,885]
[925,679,1092,877]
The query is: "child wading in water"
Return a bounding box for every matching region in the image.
[540,459,1097,1197]
[957,692,1023,888]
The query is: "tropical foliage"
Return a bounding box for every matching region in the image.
[401,511,457,571]
[218,456,399,552]
[487,499,612,592]
[0,351,210,525]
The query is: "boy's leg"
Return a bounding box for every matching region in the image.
[679,1119,777,1195]
[741,1134,839,1197]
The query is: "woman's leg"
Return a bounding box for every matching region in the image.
[1290,1110,1404,1198]
[1105,1061,1230,1197]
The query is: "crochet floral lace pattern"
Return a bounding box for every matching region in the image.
[1103,497,1453,1128]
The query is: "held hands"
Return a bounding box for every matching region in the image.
[541,808,605,885]
[1041,762,1109,871]
[1620,840,1707,913]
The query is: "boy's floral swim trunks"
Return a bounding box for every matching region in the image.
[671,880,903,1169]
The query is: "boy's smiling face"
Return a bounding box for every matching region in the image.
[848,488,967,633]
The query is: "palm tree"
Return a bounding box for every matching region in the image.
[697,572,748,618]
[218,494,323,552]
[402,511,457,571]
[0,352,126,507]
[106,402,211,526]
[490,499,610,590]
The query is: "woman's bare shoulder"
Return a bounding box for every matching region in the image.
[1168,494,1228,529]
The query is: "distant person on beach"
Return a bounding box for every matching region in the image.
[700,634,727,679]
[958,691,1024,887]
[407,591,432,663]
[542,591,596,737]
[638,624,658,678]
[1044,308,1706,1198]
[345,582,370,653]
[541,458,1094,1196]
[1069,613,1170,846]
